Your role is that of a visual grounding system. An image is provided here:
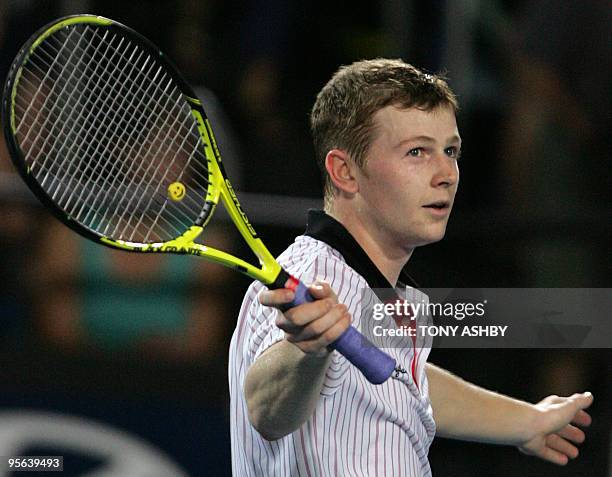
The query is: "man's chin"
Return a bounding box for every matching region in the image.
[409,229,447,248]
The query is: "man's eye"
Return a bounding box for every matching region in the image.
[407,148,424,157]
[445,147,461,159]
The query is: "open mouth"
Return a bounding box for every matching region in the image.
[423,201,450,210]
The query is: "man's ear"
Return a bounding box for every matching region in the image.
[325,149,359,194]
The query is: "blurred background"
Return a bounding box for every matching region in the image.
[0,0,610,475]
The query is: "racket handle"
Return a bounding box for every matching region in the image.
[275,274,396,385]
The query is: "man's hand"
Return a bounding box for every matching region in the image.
[259,281,351,356]
[519,392,593,465]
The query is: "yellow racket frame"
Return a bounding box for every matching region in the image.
[7,14,282,286]
[4,14,399,385]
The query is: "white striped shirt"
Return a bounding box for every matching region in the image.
[229,219,435,476]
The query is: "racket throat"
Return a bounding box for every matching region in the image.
[270,269,298,291]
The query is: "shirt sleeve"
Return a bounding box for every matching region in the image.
[287,253,367,396]
[244,252,367,396]
[248,294,286,363]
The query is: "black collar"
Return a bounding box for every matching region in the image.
[304,209,418,289]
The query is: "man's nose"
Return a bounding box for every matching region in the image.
[431,153,459,188]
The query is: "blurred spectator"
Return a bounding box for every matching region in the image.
[499,0,611,286]
[231,0,319,196]
[0,134,45,341]
[32,216,235,362]
[0,1,48,341]
[501,0,610,209]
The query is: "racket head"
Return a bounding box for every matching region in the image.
[2,15,221,247]
[1,16,398,384]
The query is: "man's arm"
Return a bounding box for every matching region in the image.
[244,283,350,440]
[426,363,593,465]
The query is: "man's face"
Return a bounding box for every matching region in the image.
[354,104,460,252]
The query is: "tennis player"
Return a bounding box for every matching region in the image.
[229,59,593,476]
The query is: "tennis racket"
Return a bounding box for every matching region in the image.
[2,15,396,384]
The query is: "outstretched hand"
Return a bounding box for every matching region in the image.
[519,392,593,465]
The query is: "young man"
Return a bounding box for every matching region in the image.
[229,59,593,476]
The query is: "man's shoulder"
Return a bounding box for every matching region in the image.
[277,235,364,280]
[240,234,368,313]
[278,234,342,261]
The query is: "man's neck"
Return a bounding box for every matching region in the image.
[326,206,413,286]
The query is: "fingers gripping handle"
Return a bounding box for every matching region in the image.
[275,274,396,385]
[277,277,316,307]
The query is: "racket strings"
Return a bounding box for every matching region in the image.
[17,30,101,177]
[15,53,210,225]
[21,34,160,171]
[15,27,204,232]
[19,27,210,210]
[20,27,205,176]
[13,23,211,243]
[52,39,199,224]
[114,110,204,241]
[15,26,84,146]
[18,53,189,240]
[66,50,180,230]
[38,33,138,205]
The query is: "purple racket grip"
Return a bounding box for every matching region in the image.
[332,326,396,384]
[277,277,396,385]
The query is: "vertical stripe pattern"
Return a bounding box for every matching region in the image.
[229,236,435,476]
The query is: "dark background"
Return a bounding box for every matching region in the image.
[0,1,609,475]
